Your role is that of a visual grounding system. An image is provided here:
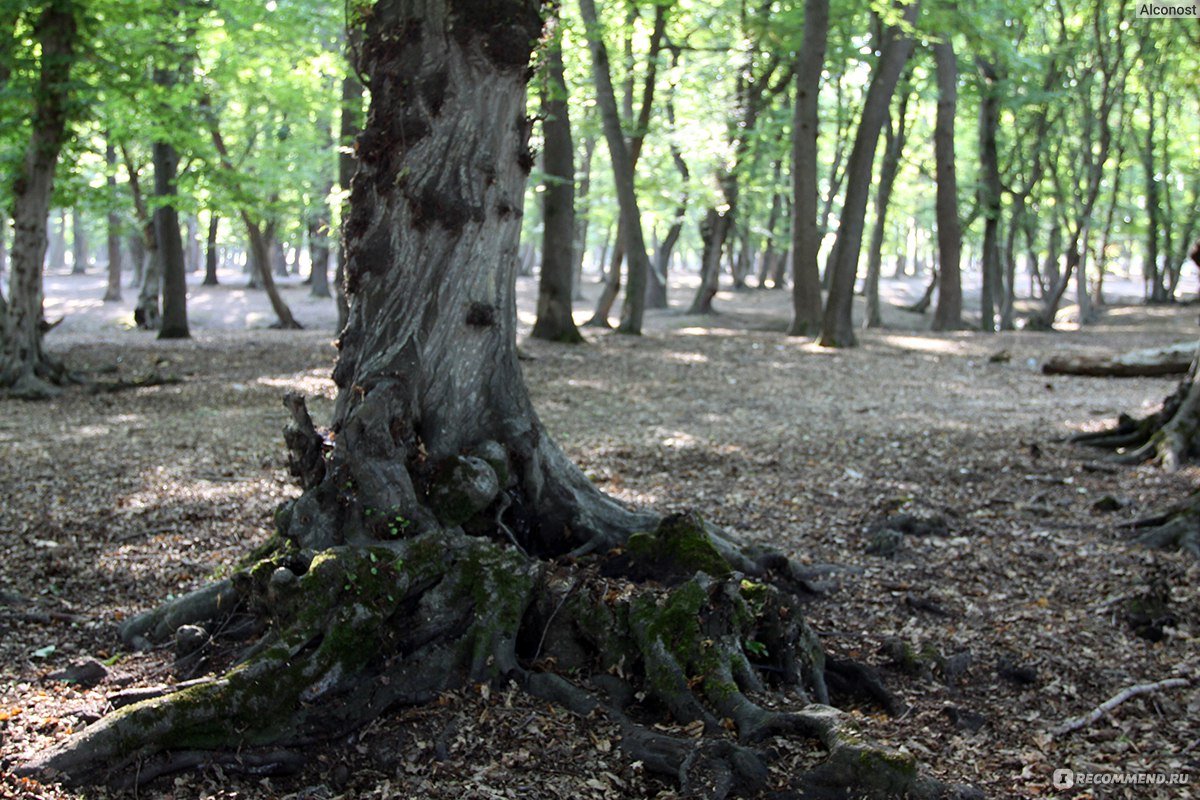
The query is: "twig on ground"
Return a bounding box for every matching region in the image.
[1050,676,1193,737]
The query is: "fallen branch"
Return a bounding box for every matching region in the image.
[1042,342,1198,378]
[1050,676,1193,737]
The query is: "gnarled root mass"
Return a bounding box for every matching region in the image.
[22,401,978,800]
[1070,369,1200,471]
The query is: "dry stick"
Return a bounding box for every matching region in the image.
[1050,676,1193,737]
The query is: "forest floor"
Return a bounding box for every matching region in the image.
[1,268,1199,799]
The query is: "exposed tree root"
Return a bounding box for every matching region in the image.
[22,520,976,798]
[1069,368,1199,471]
[1069,370,1200,557]
[22,396,979,797]
[1128,494,1200,559]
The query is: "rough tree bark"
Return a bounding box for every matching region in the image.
[530,15,583,344]
[22,5,977,799]
[818,0,920,348]
[787,0,830,337]
[0,0,79,398]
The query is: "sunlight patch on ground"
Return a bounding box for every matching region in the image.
[661,432,699,448]
[664,351,709,365]
[565,378,607,390]
[257,372,337,397]
[878,334,966,354]
[675,326,744,337]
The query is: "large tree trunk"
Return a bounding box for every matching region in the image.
[0,0,78,397]
[818,0,920,347]
[531,17,583,344]
[21,7,974,800]
[788,0,829,336]
[930,36,964,332]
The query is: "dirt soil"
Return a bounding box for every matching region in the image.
[1,274,1198,799]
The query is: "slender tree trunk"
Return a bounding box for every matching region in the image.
[205,115,301,329]
[864,71,912,330]
[571,137,594,301]
[308,218,332,299]
[1143,87,1166,303]
[931,36,963,332]
[649,213,683,309]
[647,69,689,310]
[585,226,623,327]
[155,137,189,339]
[44,210,66,271]
[819,0,920,347]
[0,219,7,282]
[104,142,123,302]
[127,233,144,289]
[308,92,335,300]
[786,0,829,336]
[71,209,87,274]
[245,219,301,328]
[531,17,583,344]
[203,212,219,285]
[689,208,731,314]
[1,0,78,396]
[578,0,653,334]
[183,216,199,273]
[270,236,288,278]
[976,58,1002,333]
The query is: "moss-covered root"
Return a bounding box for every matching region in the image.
[22,531,538,787]
[118,579,241,649]
[791,705,983,800]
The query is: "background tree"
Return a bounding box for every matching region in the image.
[531,12,584,344]
[930,27,963,332]
[0,0,79,397]
[819,0,921,348]
[787,0,829,336]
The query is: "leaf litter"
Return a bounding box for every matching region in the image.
[1,284,1198,799]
